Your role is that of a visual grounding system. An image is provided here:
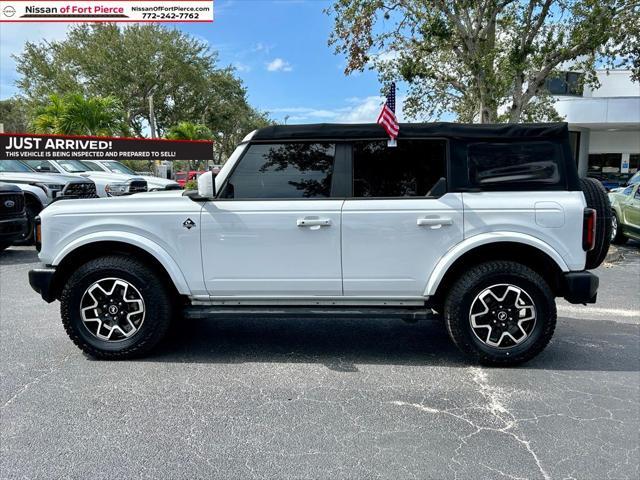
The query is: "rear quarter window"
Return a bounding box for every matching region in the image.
[468,141,564,190]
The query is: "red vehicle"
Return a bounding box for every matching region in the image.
[175,170,206,187]
[175,167,221,187]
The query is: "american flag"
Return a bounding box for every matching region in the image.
[377,82,399,139]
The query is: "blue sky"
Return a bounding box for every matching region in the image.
[0,0,405,124]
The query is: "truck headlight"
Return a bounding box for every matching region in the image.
[105,183,130,196]
[34,183,65,198]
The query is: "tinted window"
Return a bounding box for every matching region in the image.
[24,160,56,172]
[468,141,562,188]
[544,72,583,96]
[352,140,446,197]
[80,161,104,172]
[0,160,33,172]
[588,153,626,187]
[222,143,335,199]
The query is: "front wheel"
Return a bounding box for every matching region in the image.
[611,211,628,244]
[444,261,556,366]
[60,255,173,359]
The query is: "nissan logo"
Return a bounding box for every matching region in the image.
[2,5,16,17]
[4,200,15,208]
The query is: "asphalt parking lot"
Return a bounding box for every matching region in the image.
[1,245,639,480]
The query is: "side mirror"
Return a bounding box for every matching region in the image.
[197,171,216,199]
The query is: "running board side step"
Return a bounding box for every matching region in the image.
[183,306,437,322]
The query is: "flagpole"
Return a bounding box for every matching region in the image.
[377,82,399,147]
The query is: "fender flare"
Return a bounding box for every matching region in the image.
[423,232,570,297]
[51,231,191,295]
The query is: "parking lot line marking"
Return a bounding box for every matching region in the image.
[558,305,640,320]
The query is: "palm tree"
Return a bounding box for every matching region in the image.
[32,94,128,136]
[167,122,213,171]
[166,121,212,141]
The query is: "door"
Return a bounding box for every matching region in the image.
[341,139,464,297]
[622,185,640,231]
[201,142,344,297]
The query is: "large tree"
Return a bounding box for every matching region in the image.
[0,98,29,133]
[328,0,639,123]
[14,23,269,147]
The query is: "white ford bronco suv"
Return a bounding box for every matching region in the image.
[28,123,610,365]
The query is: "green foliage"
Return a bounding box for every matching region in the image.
[184,179,198,190]
[328,0,639,123]
[166,121,212,141]
[13,23,270,159]
[0,98,30,133]
[32,93,129,136]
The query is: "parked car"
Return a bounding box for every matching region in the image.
[0,160,98,244]
[29,122,610,366]
[23,160,148,197]
[0,182,28,251]
[80,160,181,191]
[624,171,640,187]
[609,183,640,244]
[175,170,206,187]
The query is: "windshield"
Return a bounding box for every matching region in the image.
[0,160,34,173]
[57,160,89,173]
[628,171,640,185]
[101,161,137,175]
[80,161,105,172]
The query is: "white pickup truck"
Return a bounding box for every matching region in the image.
[29,123,610,365]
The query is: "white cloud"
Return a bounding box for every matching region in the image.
[233,62,252,73]
[0,23,69,98]
[266,58,293,72]
[253,42,275,54]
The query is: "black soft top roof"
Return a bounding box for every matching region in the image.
[252,122,569,141]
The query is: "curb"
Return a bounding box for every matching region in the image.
[605,245,623,264]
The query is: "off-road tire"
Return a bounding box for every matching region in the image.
[444,261,556,366]
[61,255,173,359]
[580,178,612,269]
[611,210,628,245]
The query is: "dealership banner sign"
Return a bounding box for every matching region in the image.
[0,1,214,22]
[1,134,214,161]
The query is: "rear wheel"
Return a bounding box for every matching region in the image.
[61,255,173,359]
[580,178,612,269]
[444,261,556,366]
[611,210,628,244]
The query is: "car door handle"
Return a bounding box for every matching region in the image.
[417,217,453,227]
[297,218,332,227]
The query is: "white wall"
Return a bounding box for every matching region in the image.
[556,97,640,126]
[583,70,640,98]
[589,130,640,154]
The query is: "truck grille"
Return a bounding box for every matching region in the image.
[61,182,98,199]
[0,193,25,215]
[129,180,148,194]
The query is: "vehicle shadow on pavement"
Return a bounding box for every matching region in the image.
[0,247,40,266]
[141,314,639,373]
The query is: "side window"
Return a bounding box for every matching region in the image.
[468,141,563,189]
[221,143,335,199]
[24,160,55,172]
[352,140,447,197]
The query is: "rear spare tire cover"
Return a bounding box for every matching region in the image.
[580,177,612,269]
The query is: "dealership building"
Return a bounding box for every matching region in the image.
[551,69,640,187]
